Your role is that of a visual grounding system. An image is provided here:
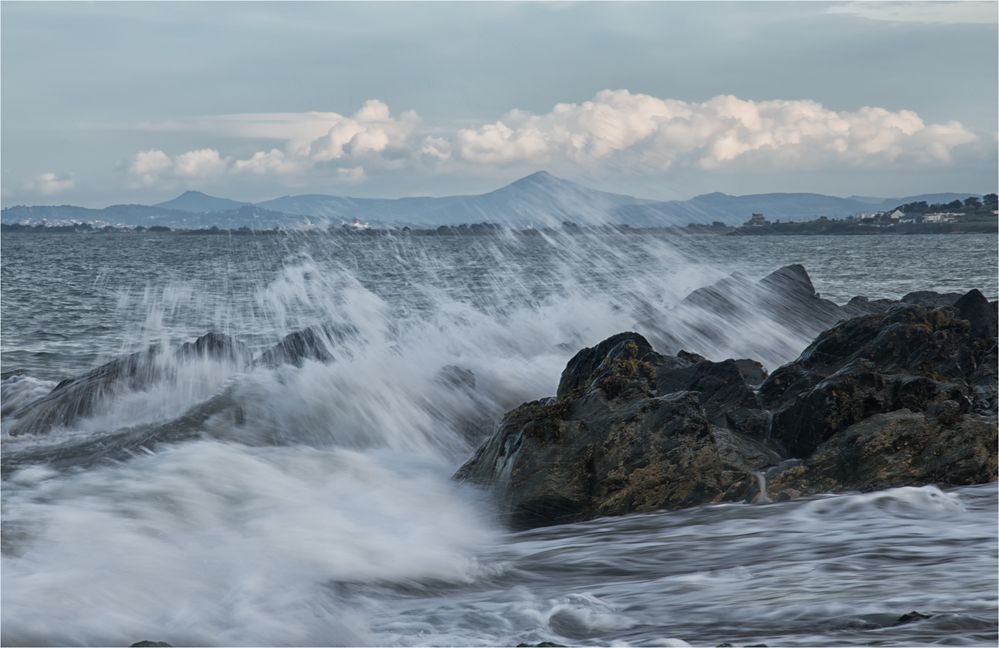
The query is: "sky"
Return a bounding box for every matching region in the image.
[1,1,997,207]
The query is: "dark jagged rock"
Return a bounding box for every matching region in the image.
[762,410,996,500]
[954,288,998,339]
[516,643,565,647]
[457,277,997,528]
[5,332,247,436]
[902,290,964,308]
[255,323,358,367]
[129,642,172,647]
[655,357,766,437]
[842,296,896,317]
[760,297,996,457]
[2,388,244,477]
[681,264,848,336]
[456,333,777,528]
[556,332,662,398]
[456,389,742,529]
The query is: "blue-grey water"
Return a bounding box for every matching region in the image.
[1,231,996,647]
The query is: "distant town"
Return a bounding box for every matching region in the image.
[731,193,997,235]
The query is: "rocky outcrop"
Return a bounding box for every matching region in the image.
[5,332,248,436]
[760,293,997,458]
[255,323,358,367]
[676,263,887,339]
[755,410,997,502]
[641,264,901,368]
[455,332,780,529]
[457,282,998,529]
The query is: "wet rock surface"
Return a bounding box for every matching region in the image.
[455,332,785,529]
[760,296,997,458]
[4,332,248,436]
[254,322,359,367]
[456,270,998,528]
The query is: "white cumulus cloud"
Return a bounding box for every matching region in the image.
[308,100,418,162]
[232,149,304,176]
[127,148,231,186]
[125,91,981,187]
[128,149,173,186]
[173,148,229,178]
[447,90,978,172]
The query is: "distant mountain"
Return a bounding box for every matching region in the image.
[257,171,651,226]
[155,190,250,213]
[630,192,881,224]
[1,173,987,229]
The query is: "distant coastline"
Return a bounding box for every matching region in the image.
[3,172,995,232]
[3,220,995,236]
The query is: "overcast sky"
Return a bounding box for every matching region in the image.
[2,1,996,207]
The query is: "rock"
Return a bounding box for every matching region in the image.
[842,296,896,317]
[455,273,998,527]
[456,333,778,528]
[732,358,768,385]
[2,388,245,477]
[764,410,997,498]
[954,289,998,339]
[255,323,358,367]
[655,356,766,437]
[696,264,846,335]
[902,290,964,308]
[516,643,565,647]
[895,611,933,626]
[556,332,662,398]
[761,303,993,457]
[456,389,743,529]
[6,332,247,436]
[129,642,172,647]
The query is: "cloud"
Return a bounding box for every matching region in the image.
[128,149,172,186]
[125,92,982,187]
[447,90,979,172]
[308,100,418,162]
[24,172,75,195]
[174,148,229,177]
[827,2,997,25]
[127,148,229,186]
[232,149,304,176]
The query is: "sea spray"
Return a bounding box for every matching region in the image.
[3,230,996,646]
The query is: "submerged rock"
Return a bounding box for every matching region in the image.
[5,332,248,436]
[677,264,866,338]
[255,322,358,367]
[902,290,964,308]
[129,642,172,647]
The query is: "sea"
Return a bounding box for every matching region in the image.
[1,230,997,647]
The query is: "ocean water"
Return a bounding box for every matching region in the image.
[1,230,996,647]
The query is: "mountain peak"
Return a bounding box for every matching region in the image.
[155,190,250,214]
[511,170,564,185]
